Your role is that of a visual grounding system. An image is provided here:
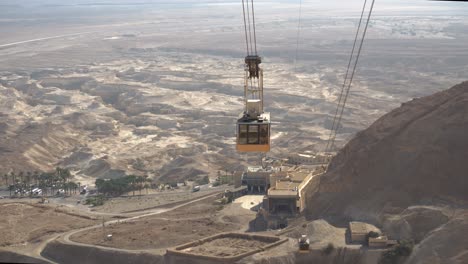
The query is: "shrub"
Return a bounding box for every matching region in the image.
[322,243,335,255]
[368,231,380,238]
[219,197,229,204]
[366,230,381,245]
[85,195,105,206]
[379,240,414,264]
[212,180,221,187]
[195,175,209,185]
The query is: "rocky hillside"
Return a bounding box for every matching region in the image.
[306,81,468,264]
[314,81,468,214]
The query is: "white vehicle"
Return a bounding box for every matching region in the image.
[192,186,201,192]
[32,188,42,194]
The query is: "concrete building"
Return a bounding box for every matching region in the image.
[267,184,299,215]
[233,171,244,188]
[287,152,331,165]
[241,166,274,193]
[224,186,248,202]
[369,236,388,248]
[266,170,320,215]
[349,222,368,243]
[262,168,323,229]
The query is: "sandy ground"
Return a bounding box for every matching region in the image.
[90,189,220,214]
[233,195,264,210]
[182,237,270,257]
[0,202,97,248]
[70,195,257,250]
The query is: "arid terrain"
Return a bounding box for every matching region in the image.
[306,81,468,264]
[1,1,468,264]
[70,194,255,250]
[1,1,468,183]
[0,203,97,248]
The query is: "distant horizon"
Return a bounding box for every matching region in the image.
[1,0,466,14]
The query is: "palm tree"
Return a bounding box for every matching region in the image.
[137,176,145,195]
[5,173,12,197]
[26,171,32,195]
[127,175,137,196]
[3,173,8,187]
[18,171,24,196]
[145,176,152,194]
[10,172,17,196]
[56,167,72,195]
[33,171,40,187]
[68,182,78,194]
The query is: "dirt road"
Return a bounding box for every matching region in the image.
[35,191,223,263]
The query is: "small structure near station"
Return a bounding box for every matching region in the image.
[349,222,368,243]
[261,167,323,229]
[369,236,388,248]
[224,186,248,202]
[287,152,332,165]
[165,232,288,264]
[241,166,275,193]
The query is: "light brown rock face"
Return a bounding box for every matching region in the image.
[305,81,468,264]
[310,81,468,219]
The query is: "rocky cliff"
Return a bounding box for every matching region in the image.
[307,81,468,264]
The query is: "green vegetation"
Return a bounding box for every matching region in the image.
[379,240,414,264]
[217,170,235,185]
[95,175,152,197]
[195,175,210,185]
[2,167,80,197]
[322,243,335,255]
[366,230,381,245]
[368,231,380,238]
[212,179,221,187]
[85,195,105,207]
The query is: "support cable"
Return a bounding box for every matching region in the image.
[330,0,376,149]
[324,0,376,155]
[251,0,258,55]
[242,0,250,55]
[245,0,254,55]
[294,0,303,71]
[325,0,368,153]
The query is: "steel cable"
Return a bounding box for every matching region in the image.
[325,0,376,154]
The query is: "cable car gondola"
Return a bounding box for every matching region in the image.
[236,55,271,153]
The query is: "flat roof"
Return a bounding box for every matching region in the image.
[275,180,299,190]
[268,189,297,198]
[237,112,271,123]
[227,186,248,192]
[247,166,274,172]
[167,232,287,261]
[289,171,310,182]
[349,222,367,234]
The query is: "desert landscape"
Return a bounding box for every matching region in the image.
[1,0,467,264]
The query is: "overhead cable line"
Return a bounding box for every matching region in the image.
[251,0,258,55]
[242,0,251,55]
[245,0,254,55]
[324,0,376,156]
[294,0,303,71]
[325,0,369,153]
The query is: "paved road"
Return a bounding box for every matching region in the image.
[0,32,95,48]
